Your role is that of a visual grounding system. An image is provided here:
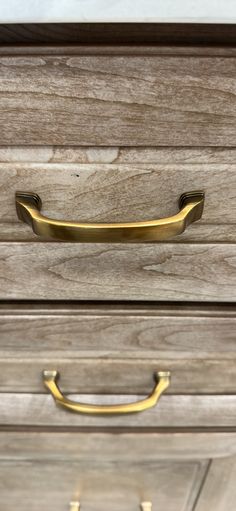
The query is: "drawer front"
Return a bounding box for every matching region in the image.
[1,50,236,147]
[1,304,235,394]
[0,156,235,302]
[0,305,235,428]
[0,242,235,301]
[0,459,206,511]
[0,432,236,511]
[1,393,235,428]
[1,358,236,394]
[1,162,236,243]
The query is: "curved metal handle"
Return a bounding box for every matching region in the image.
[43,370,170,415]
[70,502,152,510]
[16,191,204,242]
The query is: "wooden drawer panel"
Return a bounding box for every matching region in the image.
[1,305,235,395]
[1,358,236,394]
[1,49,236,147]
[1,162,236,243]
[1,304,235,356]
[0,393,235,428]
[0,305,235,427]
[1,432,235,461]
[0,432,236,511]
[0,243,235,301]
[0,459,206,511]
[1,155,234,302]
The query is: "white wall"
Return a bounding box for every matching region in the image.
[0,0,236,23]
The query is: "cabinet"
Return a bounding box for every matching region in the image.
[0,24,235,510]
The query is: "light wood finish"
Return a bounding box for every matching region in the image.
[1,432,236,510]
[1,432,236,460]
[0,43,235,508]
[1,303,235,354]
[0,458,208,511]
[1,53,236,146]
[1,304,235,393]
[1,358,236,394]
[0,145,235,242]
[2,146,236,164]
[0,394,235,428]
[1,162,236,242]
[0,242,235,301]
[2,45,236,57]
[195,456,236,511]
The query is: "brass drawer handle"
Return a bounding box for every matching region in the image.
[43,370,170,415]
[70,502,152,510]
[16,191,204,242]
[141,504,152,511]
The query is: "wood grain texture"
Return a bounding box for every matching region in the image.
[195,456,236,511]
[0,457,207,511]
[2,46,236,57]
[1,54,236,146]
[1,358,236,394]
[1,162,236,242]
[0,394,235,428]
[1,304,235,356]
[1,23,236,45]
[1,431,236,510]
[1,304,235,393]
[1,432,236,460]
[1,146,236,164]
[0,243,235,301]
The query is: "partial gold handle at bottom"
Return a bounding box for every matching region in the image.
[70,504,80,511]
[70,502,152,510]
[141,504,152,511]
[43,370,170,415]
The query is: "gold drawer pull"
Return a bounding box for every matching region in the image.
[70,502,152,510]
[141,503,152,511]
[16,191,204,242]
[43,370,170,415]
[70,504,80,511]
